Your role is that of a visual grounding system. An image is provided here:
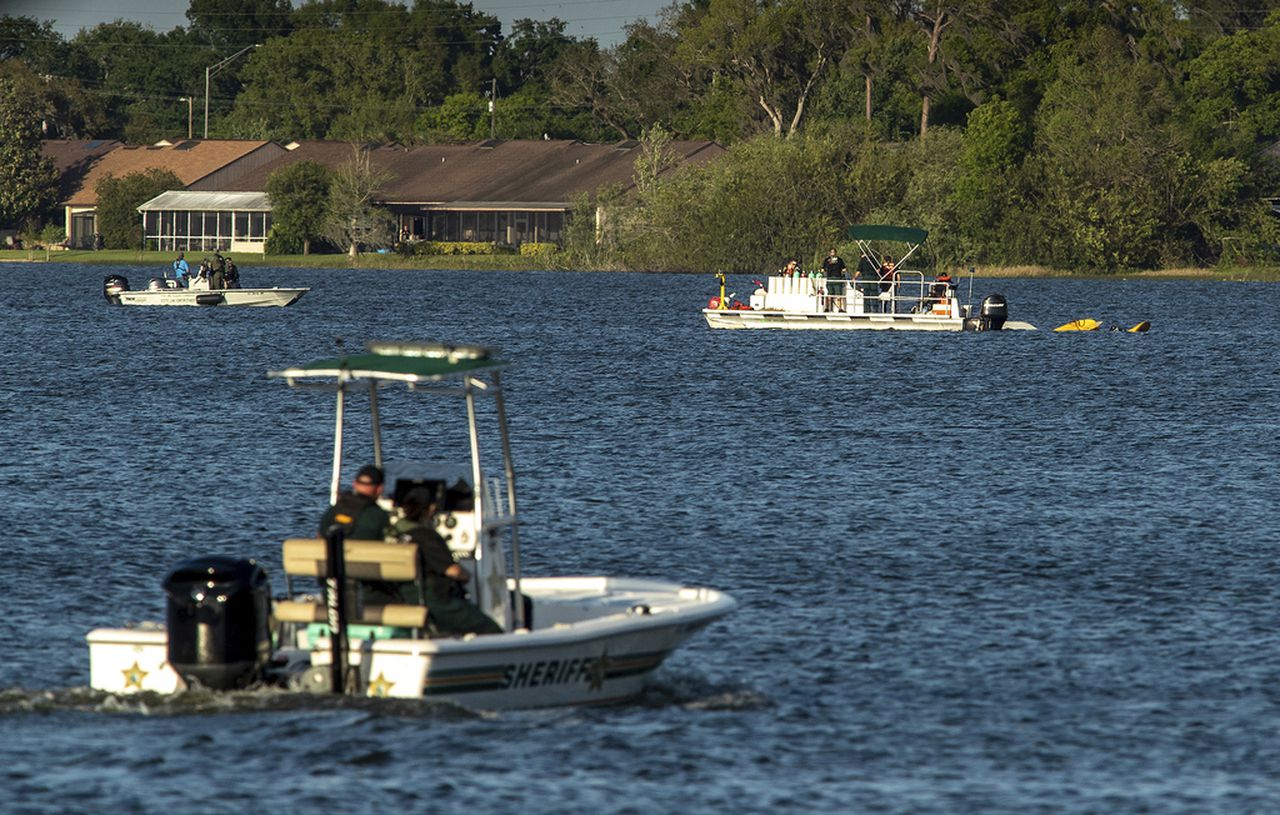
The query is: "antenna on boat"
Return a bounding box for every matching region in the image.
[968,266,975,306]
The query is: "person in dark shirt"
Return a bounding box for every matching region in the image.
[821,248,848,312]
[389,486,501,637]
[319,464,390,540]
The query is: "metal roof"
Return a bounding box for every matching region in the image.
[137,190,272,212]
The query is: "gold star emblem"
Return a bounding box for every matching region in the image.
[368,671,395,697]
[122,661,148,690]
[587,650,610,692]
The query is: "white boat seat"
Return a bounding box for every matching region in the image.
[273,599,428,629]
[282,537,419,581]
[279,538,428,630]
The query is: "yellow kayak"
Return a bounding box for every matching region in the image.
[1053,318,1102,332]
[1128,320,1151,333]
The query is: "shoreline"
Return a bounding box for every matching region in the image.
[3,250,1278,281]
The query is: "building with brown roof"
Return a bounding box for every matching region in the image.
[200,138,724,249]
[47,139,284,248]
[48,137,723,253]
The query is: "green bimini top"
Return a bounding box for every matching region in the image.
[846,224,929,245]
[270,341,508,384]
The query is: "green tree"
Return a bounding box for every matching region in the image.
[416,92,490,142]
[323,145,394,259]
[0,76,59,229]
[265,160,332,254]
[94,168,183,249]
[1030,30,1174,271]
[227,0,503,141]
[617,134,846,272]
[186,0,293,50]
[676,0,849,139]
[951,99,1029,263]
[1181,13,1280,159]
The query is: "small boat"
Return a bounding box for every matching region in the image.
[703,225,1035,331]
[86,341,735,709]
[102,272,308,308]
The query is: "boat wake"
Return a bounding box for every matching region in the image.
[638,673,770,711]
[0,686,480,719]
[1,677,767,716]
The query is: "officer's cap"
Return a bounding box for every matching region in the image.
[354,464,384,485]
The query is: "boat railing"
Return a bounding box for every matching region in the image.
[816,271,957,316]
[765,271,958,317]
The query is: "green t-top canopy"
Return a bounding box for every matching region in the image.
[270,341,508,384]
[846,224,928,245]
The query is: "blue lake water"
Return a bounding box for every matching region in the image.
[2,262,1279,813]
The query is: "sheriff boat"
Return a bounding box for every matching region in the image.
[86,341,735,709]
[703,224,1035,331]
[103,272,308,307]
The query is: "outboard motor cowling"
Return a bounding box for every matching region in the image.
[164,556,272,691]
[146,278,165,291]
[978,294,1008,331]
[103,274,129,304]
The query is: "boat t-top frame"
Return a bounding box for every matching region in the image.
[269,341,525,630]
[846,224,929,272]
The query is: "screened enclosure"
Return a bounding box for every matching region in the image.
[138,191,272,253]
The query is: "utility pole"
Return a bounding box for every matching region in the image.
[178,97,193,139]
[204,44,260,139]
[489,77,496,139]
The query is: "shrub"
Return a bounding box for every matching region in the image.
[519,242,558,258]
[413,241,493,255]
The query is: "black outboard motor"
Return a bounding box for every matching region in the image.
[978,293,1008,331]
[164,556,272,691]
[103,274,129,304]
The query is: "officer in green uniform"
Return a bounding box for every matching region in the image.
[390,486,502,637]
[209,252,226,289]
[319,464,390,540]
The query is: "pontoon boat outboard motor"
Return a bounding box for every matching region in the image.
[978,294,1008,331]
[163,556,272,690]
[102,274,129,304]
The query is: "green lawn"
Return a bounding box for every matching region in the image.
[3,248,1279,279]
[0,248,547,271]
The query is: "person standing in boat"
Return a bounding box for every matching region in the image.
[930,269,953,303]
[208,252,227,289]
[389,486,502,637]
[821,248,847,312]
[320,464,390,541]
[224,256,241,289]
[171,252,189,287]
[877,260,896,311]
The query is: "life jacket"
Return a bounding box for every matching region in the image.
[330,491,374,533]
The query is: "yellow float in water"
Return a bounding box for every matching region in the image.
[1053,318,1102,332]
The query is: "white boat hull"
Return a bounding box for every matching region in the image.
[704,308,966,331]
[87,577,735,709]
[117,287,308,307]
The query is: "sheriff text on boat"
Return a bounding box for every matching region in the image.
[87,341,735,709]
[703,224,1034,331]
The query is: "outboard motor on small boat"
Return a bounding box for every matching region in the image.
[978,293,1008,331]
[163,556,272,690]
[102,274,129,304]
[146,278,165,291]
